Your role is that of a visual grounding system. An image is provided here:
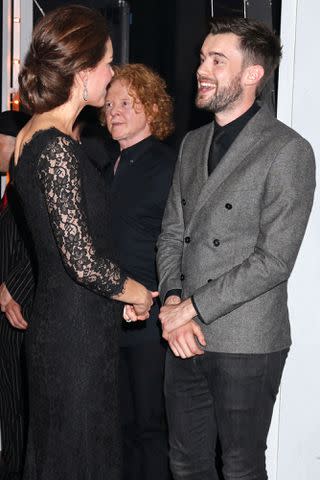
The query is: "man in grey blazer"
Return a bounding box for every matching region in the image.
[157,17,316,480]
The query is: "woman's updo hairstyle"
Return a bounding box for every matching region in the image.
[19,5,110,114]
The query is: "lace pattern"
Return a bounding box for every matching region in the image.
[37,135,127,297]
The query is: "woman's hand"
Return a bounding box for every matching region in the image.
[123,290,159,322]
[112,278,158,322]
[134,289,158,316]
[123,304,145,322]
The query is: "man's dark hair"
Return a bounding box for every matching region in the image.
[209,17,282,93]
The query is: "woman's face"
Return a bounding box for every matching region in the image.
[105,79,152,149]
[86,38,114,107]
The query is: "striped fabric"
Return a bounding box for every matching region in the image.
[0,186,34,311]
[0,201,27,281]
[0,185,34,476]
[0,316,26,474]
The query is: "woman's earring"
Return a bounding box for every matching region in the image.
[83,77,88,102]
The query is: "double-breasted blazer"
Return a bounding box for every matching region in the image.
[157,106,316,353]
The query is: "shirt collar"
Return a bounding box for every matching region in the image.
[214,101,260,138]
[120,135,154,165]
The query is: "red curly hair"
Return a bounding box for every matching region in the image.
[103,63,174,140]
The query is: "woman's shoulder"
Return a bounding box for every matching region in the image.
[18,127,76,162]
[37,130,81,174]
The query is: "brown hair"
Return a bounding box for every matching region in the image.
[19,5,110,114]
[209,17,282,93]
[104,64,174,140]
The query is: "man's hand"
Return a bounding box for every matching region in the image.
[0,284,28,330]
[159,297,197,336]
[164,295,181,306]
[167,320,206,358]
[160,295,181,337]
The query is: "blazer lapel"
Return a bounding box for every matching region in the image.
[188,106,274,225]
[185,122,214,198]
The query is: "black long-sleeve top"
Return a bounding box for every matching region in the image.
[108,135,176,345]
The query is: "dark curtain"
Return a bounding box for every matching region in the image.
[32,0,282,148]
[130,0,282,147]
[130,0,213,148]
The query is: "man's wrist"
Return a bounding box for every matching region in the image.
[190,295,205,323]
[0,284,12,307]
[165,295,181,305]
[0,283,5,302]
[164,289,182,302]
[181,298,197,319]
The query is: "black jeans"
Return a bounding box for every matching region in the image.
[120,341,172,480]
[165,348,288,480]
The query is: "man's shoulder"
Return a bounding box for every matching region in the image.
[274,118,311,147]
[149,136,176,156]
[183,122,214,142]
[146,137,177,170]
[176,123,214,159]
[255,106,312,150]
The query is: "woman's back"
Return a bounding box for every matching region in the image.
[15,128,123,480]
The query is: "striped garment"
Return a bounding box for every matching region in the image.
[0,184,34,476]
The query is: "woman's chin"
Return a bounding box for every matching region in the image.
[88,97,105,108]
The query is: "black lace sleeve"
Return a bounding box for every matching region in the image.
[37,135,127,297]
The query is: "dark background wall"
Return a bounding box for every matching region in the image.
[31,0,282,146]
[128,0,282,145]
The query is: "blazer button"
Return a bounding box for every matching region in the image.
[185,236,191,243]
[180,274,185,281]
[207,279,212,283]
[225,203,232,210]
[182,199,186,206]
[213,239,220,247]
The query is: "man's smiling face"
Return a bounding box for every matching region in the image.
[196,32,245,113]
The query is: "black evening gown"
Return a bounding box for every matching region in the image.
[14,128,127,480]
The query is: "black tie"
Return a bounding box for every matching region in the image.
[208,129,224,176]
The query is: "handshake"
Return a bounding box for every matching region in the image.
[113,276,159,323]
[121,286,206,360]
[123,289,159,322]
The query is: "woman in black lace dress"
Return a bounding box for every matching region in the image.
[11,6,156,480]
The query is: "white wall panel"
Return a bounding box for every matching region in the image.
[268,0,320,478]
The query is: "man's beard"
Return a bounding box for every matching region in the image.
[196,73,243,113]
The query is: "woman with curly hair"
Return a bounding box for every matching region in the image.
[103,64,175,480]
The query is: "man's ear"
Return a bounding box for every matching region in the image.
[244,65,265,87]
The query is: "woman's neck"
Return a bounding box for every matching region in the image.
[33,101,83,138]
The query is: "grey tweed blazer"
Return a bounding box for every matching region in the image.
[157,106,316,353]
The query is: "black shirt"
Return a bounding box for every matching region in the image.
[108,135,176,345]
[208,101,260,175]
